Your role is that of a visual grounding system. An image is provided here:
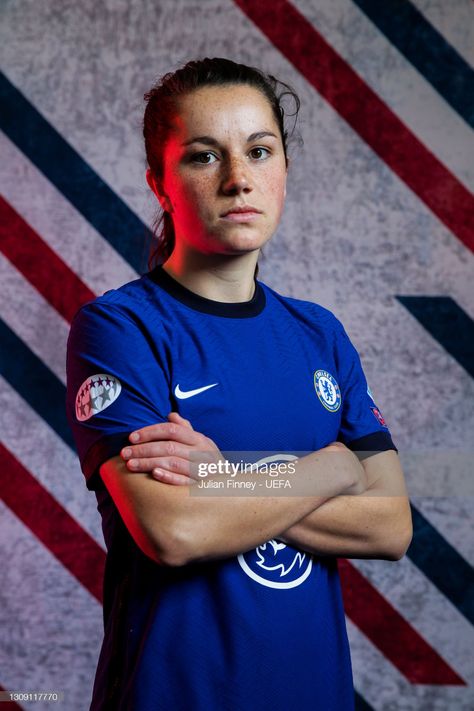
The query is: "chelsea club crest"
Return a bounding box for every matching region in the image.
[313,369,341,412]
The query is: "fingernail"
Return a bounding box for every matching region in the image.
[130,432,139,443]
[153,468,164,478]
[122,447,132,459]
[129,459,138,469]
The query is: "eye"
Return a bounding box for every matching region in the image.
[191,151,218,164]
[249,147,271,160]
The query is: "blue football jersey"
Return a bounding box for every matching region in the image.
[66,266,396,711]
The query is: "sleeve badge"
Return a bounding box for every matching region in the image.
[75,374,121,422]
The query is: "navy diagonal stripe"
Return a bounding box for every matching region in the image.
[396,296,474,377]
[0,318,74,450]
[352,0,474,128]
[0,71,151,273]
[408,505,474,625]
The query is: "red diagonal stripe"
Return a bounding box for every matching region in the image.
[338,559,465,685]
[0,196,95,322]
[234,0,474,253]
[0,443,105,602]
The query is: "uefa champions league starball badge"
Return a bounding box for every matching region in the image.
[75,373,122,421]
[313,369,341,412]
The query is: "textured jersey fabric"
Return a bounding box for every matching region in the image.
[66,266,396,711]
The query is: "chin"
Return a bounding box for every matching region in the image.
[224,240,267,255]
[217,231,271,252]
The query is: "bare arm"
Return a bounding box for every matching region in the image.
[278,450,413,560]
[100,418,366,566]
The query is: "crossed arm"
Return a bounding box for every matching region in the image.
[278,450,412,560]
[100,412,412,566]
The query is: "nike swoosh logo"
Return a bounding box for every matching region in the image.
[174,383,219,399]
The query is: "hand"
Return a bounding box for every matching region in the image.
[322,441,368,496]
[120,412,225,485]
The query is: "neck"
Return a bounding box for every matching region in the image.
[162,247,259,303]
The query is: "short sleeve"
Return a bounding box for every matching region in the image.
[66,300,172,490]
[334,322,397,459]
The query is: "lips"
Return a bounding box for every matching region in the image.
[221,205,262,216]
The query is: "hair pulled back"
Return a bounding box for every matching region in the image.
[143,57,300,271]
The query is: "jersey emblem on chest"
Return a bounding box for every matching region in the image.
[238,539,313,589]
[313,370,341,412]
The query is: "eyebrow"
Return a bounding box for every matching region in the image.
[182,131,278,147]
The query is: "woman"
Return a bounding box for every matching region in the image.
[66,57,412,711]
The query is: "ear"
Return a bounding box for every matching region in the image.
[146,168,173,213]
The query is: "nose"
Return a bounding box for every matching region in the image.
[221,157,253,195]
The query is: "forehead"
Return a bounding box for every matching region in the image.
[170,84,279,140]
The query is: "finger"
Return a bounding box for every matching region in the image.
[129,421,198,446]
[121,441,192,461]
[151,468,196,486]
[126,455,192,477]
[167,411,194,429]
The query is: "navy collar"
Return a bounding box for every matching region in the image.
[148,265,266,318]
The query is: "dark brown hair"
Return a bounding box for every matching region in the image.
[143,57,300,273]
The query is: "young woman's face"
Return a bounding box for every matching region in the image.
[153,84,288,257]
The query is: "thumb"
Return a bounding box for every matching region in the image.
[168,411,194,429]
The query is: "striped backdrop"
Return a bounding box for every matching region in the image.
[1,1,473,709]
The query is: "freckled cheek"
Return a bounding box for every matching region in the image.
[264,172,287,216]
